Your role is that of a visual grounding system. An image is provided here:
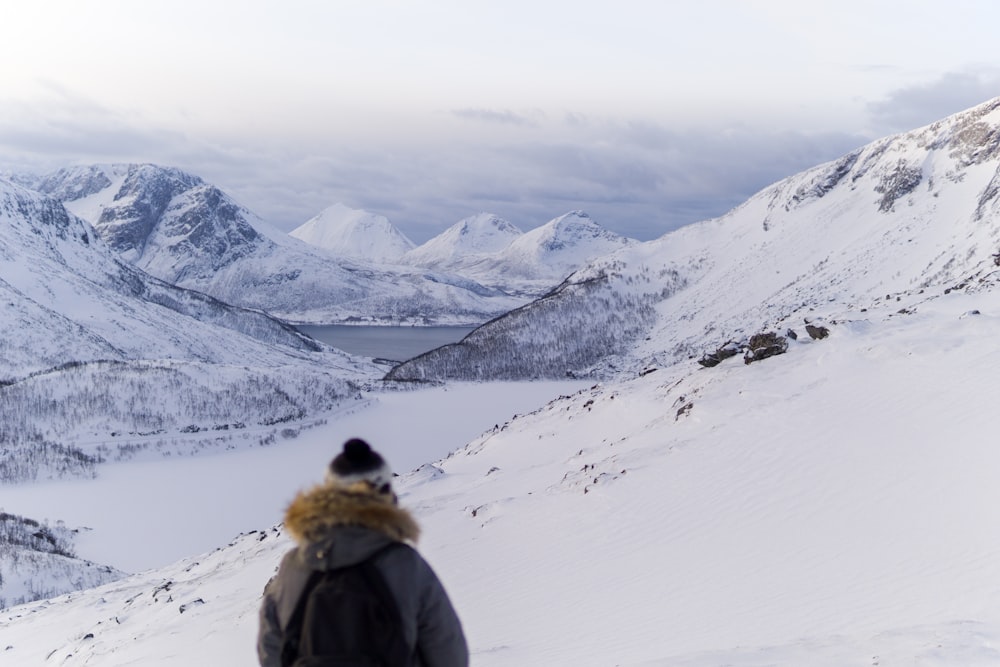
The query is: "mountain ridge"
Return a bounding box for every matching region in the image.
[401,209,637,296]
[388,97,1000,381]
[26,164,524,324]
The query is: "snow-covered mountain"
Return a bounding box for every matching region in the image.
[7,99,1000,665]
[402,212,524,269]
[0,176,325,376]
[402,210,636,296]
[289,203,416,263]
[389,97,1000,381]
[489,210,636,279]
[27,165,522,324]
[0,176,374,484]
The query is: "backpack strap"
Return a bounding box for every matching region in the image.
[356,551,409,665]
[279,541,406,667]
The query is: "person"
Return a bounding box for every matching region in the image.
[257,438,469,666]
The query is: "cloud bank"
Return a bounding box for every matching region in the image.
[3,73,995,244]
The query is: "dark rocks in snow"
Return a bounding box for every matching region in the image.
[743,332,788,365]
[875,160,923,212]
[178,598,204,614]
[790,150,861,206]
[805,324,830,340]
[697,341,740,368]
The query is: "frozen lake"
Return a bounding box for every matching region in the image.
[297,324,476,361]
[1,380,589,572]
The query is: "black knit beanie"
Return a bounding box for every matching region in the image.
[326,438,394,492]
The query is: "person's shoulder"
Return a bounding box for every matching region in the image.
[374,540,432,574]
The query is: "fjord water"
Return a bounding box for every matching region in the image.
[297,324,476,361]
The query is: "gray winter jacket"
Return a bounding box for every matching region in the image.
[257,482,468,667]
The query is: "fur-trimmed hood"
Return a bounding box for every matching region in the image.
[284,482,420,546]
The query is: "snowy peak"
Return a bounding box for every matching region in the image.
[495,210,637,278]
[403,212,523,267]
[522,210,628,252]
[289,203,415,263]
[400,210,636,295]
[32,163,265,268]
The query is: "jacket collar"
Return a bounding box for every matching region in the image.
[284,482,420,545]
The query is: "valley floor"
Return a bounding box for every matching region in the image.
[0,381,587,574]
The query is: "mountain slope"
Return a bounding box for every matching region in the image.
[29,165,522,324]
[0,177,370,482]
[389,97,1000,381]
[289,203,416,262]
[0,511,124,610]
[3,287,1000,664]
[0,177,321,374]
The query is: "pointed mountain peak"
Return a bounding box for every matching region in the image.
[402,212,522,269]
[521,210,634,251]
[289,203,415,262]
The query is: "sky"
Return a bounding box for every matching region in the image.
[1,0,999,243]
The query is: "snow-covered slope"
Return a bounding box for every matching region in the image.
[3,288,1000,664]
[289,203,416,263]
[29,165,523,324]
[0,177,323,376]
[390,97,1000,381]
[0,511,124,610]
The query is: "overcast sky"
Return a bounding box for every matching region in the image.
[2,0,999,243]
